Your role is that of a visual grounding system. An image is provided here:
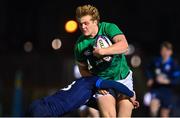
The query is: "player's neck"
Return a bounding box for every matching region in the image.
[89,25,99,38]
[162,56,170,63]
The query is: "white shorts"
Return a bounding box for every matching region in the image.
[95,70,134,98]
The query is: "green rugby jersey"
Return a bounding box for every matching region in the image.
[74,22,130,80]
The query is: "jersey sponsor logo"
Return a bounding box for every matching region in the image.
[165,64,171,71]
[103,56,112,62]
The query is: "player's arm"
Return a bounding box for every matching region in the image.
[156,64,180,85]
[169,62,180,85]
[76,61,93,77]
[95,78,139,108]
[93,34,128,56]
[171,71,180,85]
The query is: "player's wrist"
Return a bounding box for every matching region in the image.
[165,79,170,84]
[100,48,107,56]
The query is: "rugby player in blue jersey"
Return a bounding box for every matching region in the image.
[146,41,180,117]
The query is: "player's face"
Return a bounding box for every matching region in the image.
[160,47,172,59]
[78,15,98,37]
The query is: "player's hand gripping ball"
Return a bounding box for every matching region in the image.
[94,35,113,62]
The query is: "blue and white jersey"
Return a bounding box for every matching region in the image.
[146,56,180,87]
[29,76,134,116]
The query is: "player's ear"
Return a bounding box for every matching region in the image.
[170,50,173,55]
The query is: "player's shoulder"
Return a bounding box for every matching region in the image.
[100,22,121,33]
[100,21,117,27]
[170,57,179,66]
[77,35,84,42]
[75,35,86,46]
[75,35,88,50]
[100,21,116,25]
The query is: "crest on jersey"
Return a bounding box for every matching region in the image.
[165,64,171,71]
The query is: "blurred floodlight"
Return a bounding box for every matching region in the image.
[125,44,135,55]
[65,20,78,33]
[130,55,141,68]
[74,65,82,79]
[24,41,33,52]
[52,38,62,50]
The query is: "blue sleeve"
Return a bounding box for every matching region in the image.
[170,63,180,85]
[95,79,134,97]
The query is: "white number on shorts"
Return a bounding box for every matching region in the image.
[61,81,76,91]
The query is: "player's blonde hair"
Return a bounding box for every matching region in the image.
[76,5,100,23]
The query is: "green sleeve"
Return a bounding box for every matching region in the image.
[105,23,123,39]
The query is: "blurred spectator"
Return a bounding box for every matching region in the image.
[145,41,180,117]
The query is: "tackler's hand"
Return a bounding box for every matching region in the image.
[97,89,109,95]
[130,98,139,109]
[156,74,170,84]
[129,96,140,109]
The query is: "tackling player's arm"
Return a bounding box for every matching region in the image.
[93,34,128,56]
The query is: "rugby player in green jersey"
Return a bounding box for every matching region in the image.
[75,4,137,117]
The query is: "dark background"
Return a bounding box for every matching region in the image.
[0,0,180,116]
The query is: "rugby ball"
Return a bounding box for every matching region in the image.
[95,35,112,62]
